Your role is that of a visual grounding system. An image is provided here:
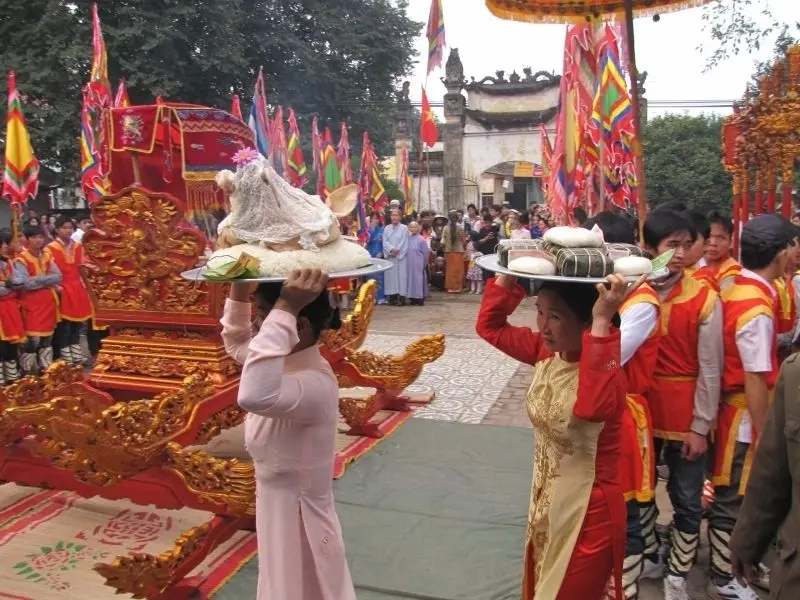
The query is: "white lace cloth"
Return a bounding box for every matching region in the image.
[217,157,338,251]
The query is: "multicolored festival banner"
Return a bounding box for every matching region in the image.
[426,0,446,74]
[248,66,270,158]
[399,145,414,216]
[337,122,353,185]
[80,3,112,203]
[286,108,308,188]
[114,79,130,108]
[2,71,39,207]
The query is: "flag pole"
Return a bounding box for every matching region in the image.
[624,0,648,239]
[596,21,606,215]
[11,205,20,247]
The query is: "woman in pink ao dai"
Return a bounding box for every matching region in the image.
[221,268,357,600]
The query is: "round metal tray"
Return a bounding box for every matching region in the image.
[476,254,658,283]
[181,257,394,283]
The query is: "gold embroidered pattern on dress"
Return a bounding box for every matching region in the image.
[525,356,579,585]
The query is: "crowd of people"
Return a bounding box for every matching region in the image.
[476,203,800,600]
[0,209,97,384]
[360,199,573,306]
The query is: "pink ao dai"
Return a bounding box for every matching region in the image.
[221,300,356,600]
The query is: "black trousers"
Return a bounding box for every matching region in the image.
[0,341,18,362]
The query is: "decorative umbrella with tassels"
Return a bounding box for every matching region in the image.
[485,0,713,223]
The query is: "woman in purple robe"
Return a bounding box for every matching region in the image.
[406,221,431,306]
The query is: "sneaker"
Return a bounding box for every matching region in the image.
[641,556,663,580]
[664,575,689,600]
[706,578,759,600]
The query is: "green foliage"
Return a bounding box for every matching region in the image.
[382,176,403,202]
[700,0,799,70]
[642,114,732,214]
[0,0,421,186]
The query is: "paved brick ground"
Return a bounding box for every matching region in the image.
[482,362,533,428]
[366,290,770,599]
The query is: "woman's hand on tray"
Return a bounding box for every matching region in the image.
[495,274,517,289]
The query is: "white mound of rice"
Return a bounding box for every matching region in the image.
[208,238,372,277]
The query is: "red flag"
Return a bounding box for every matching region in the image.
[230,94,243,121]
[420,88,438,148]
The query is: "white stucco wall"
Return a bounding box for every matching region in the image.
[466,86,560,114]
[462,118,556,186]
[409,175,444,215]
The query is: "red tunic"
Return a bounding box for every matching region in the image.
[648,273,717,440]
[713,274,778,492]
[619,285,660,502]
[0,259,25,343]
[47,239,94,322]
[328,278,353,294]
[14,248,59,337]
[476,278,624,600]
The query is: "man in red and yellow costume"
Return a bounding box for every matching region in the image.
[708,214,789,600]
[13,224,62,375]
[584,212,661,600]
[641,208,722,600]
[683,210,712,285]
[774,222,800,362]
[703,211,742,291]
[48,216,94,365]
[0,228,25,384]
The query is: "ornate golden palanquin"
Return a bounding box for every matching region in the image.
[0,100,446,598]
[722,45,800,255]
[84,186,239,396]
[0,364,254,600]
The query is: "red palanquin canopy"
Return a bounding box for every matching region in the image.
[104,102,254,214]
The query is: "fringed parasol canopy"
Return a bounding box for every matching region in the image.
[485,0,712,23]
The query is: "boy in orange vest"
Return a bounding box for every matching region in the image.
[48,216,94,365]
[584,212,661,599]
[774,222,800,361]
[13,224,62,375]
[703,211,742,291]
[0,228,25,383]
[708,214,789,599]
[641,209,722,600]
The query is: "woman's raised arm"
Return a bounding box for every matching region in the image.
[220,282,254,365]
[475,275,543,365]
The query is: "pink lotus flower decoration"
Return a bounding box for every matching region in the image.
[232,147,260,168]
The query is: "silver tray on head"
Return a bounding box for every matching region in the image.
[476,254,659,284]
[180,257,394,283]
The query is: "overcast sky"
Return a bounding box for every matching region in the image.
[405,0,795,118]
